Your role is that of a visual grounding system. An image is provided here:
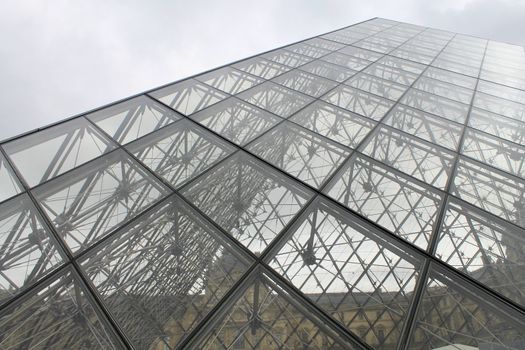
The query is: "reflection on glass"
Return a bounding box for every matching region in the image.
[181,152,314,253]
[80,195,252,350]
[268,197,423,349]
[273,70,338,98]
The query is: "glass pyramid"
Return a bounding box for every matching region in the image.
[1,17,525,350]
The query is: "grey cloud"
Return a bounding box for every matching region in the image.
[0,0,522,140]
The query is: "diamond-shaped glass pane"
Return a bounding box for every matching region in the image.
[0,194,65,306]
[383,104,463,151]
[323,85,395,121]
[237,82,314,118]
[79,195,252,350]
[181,152,314,253]
[268,197,424,349]
[190,97,282,146]
[299,60,357,82]
[324,154,443,249]
[86,95,181,145]
[4,117,115,187]
[247,122,350,188]
[272,70,338,98]
[0,269,123,349]
[401,89,470,124]
[290,100,376,148]
[195,67,264,94]
[345,73,408,101]
[232,57,291,79]
[32,149,170,253]
[468,107,525,146]
[361,125,456,189]
[149,79,229,116]
[126,119,235,188]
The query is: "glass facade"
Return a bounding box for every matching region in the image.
[1,17,525,350]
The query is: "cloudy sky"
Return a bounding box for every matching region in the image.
[0,0,524,140]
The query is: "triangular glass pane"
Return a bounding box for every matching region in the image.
[0,152,22,202]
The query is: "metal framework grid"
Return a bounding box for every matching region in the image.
[1,17,525,350]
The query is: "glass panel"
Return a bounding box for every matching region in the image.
[290,100,376,148]
[322,85,395,121]
[0,269,123,349]
[302,37,345,51]
[0,194,65,306]
[477,80,525,105]
[383,104,463,151]
[401,89,470,124]
[361,126,456,189]
[86,95,181,145]
[468,107,525,146]
[408,263,525,350]
[32,149,170,253]
[4,117,115,187]
[436,198,525,308]
[284,42,331,59]
[79,195,252,350]
[413,76,474,104]
[0,151,22,202]
[376,55,426,74]
[247,122,350,189]
[473,92,525,123]
[324,154,443,249]
[272,70,338,98]
[390,47,435,65]
[321,52,372,71]
[363,63,419,86]
[190,97,282,146]
[237,82,314,118]
[298,60,356,82]
[126,119,235,188]
[196,272,357,350]
[462,128,525,178]
[181,152,314,253]
[195,67,264,94]
[338,45,383,61]
[268,197,424,349]
[149,79,228,116]
[321,31,367,45]
[345,73,408,101]
[262,49,313,68]
[432,57,480,77]
[232,57,291,79]
[423,67,477,89]
[453,157,525,229]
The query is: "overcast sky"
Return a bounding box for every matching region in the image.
[0,0,524,141]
